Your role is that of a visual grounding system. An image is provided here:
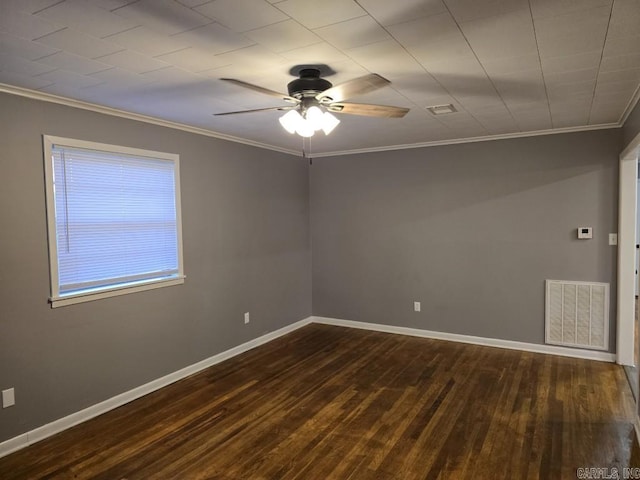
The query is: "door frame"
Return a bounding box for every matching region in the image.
[618,132,640,365]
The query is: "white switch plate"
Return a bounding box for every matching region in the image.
[244,312,250,324]
[414,301,421,312]
[609,233,618,245]
[2,388,15,408]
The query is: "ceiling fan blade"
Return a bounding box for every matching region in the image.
[220,78,299,104]
[327,102,410,118]
[213,106,296,116]
[316,74,390,103]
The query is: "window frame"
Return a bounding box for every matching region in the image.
[43,135,185,308]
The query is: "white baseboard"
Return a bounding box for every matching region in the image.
[311,316,617,362]
[1,314,618,459]
[0,316,313,459]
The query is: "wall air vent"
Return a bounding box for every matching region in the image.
[545,280,609,351]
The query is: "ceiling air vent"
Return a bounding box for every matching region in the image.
[426,104,457,115]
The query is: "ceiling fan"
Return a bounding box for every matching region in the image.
[214,67,410,138]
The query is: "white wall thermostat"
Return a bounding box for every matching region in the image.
[577,227,593,239]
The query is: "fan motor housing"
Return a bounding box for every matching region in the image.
[287,68,332,98]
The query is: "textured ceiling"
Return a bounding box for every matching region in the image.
[1,0,639,156]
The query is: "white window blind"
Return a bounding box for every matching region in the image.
[44,136,184,307]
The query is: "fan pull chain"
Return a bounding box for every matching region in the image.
[302,136,312,163]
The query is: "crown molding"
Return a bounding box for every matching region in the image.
[0,83,625,158]
[308,123,620,158]
[0,84,300,157]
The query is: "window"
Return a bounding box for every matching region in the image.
[43,135,184,308]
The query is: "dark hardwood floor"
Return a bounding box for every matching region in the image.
[0,323,637,479]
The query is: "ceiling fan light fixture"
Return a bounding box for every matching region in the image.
[295,118,315,137]
[305,105,325,131]
[321,111,340,135]
[279,105,340,137]
[279,109,302,134]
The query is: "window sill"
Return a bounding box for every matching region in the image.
[49,276,185,308]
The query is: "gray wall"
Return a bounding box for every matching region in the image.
[311,130,620,349]
[0,88,624,446]
[0,92,311,443]
[623,99,640,149]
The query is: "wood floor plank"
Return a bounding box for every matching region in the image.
[0,324,637,479]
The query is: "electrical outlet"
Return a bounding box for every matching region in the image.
[244,312,250,324]
[414,301,421,312]
[2,388,15,408]
[609,233,618,245]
